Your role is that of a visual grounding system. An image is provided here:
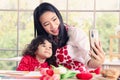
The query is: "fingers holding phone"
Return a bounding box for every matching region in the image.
[88,28,105,67]
[89,28,105,63]
[89,28,99,55]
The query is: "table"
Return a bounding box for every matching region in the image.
[0,70,119,80]
[0,70,40,80]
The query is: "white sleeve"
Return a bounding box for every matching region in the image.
[67,27,91,66]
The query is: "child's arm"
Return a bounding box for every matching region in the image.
[16,56,31,71]
[34,66,41,71]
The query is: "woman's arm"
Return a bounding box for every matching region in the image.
[67,27,91,63]
[67,27,105,68]
[88,41,105,68]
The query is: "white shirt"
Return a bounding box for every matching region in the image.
[67,26,91,66]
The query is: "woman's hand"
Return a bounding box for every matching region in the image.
[88,41,105,68]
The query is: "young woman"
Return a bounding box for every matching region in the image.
[33,2,105,71]
[16,36,57,71]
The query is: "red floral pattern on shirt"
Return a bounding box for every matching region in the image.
[56,46,87,72]
[16,55,50,71]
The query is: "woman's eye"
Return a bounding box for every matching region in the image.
[53,18,57,21]
[44,23,49,26]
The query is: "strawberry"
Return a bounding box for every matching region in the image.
[40,75,46,80]
[89,70,94,73]
[76,72,93,79]
[40,75,49,80]
[46,69,54,76]
[94,67,101,74]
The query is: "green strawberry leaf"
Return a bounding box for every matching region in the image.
[60,70,77,80]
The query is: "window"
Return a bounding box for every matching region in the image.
[0,0,120,70]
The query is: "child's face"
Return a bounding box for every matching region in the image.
[36,40,52,59]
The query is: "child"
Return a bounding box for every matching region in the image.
[16,36,57,71]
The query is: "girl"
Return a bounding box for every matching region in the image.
[16,36,57,71]
[33,2,105,71]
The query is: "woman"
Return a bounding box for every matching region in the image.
[33,2,105,71]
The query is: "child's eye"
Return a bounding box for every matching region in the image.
[42,44,46,47]
[49,47,52,49]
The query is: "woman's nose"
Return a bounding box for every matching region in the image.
[50,22,55,29]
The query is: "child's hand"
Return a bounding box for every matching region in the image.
[34,66,41,71]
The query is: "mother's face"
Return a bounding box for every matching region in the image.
[39,11,60,36]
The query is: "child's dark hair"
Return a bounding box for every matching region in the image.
[22,35,57,67]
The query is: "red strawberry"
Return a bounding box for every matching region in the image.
[46,69,54,76]
[40,75,46,80]
[76,72,93,79]
[94,67,101,74]
[89,70,94,73]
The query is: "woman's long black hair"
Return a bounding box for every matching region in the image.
[33,2,69,48]
[22,36,57,67]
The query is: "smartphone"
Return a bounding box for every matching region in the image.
[89,28,99,54]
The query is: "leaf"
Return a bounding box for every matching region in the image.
[60,70,77,80]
